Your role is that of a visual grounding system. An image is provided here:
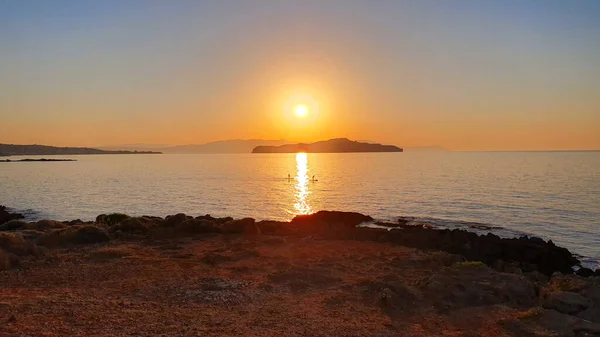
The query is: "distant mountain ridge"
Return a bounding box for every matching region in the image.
[98,139,288,154]
[403,146,449,152]
[0,144,160,156]
[252,138,403,153]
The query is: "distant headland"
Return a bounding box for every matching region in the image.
[252,138,403,153]
[0,144,161,156]
[0,158,76,163]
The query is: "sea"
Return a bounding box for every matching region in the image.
[1,151,599,268]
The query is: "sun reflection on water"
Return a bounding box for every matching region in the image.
[294,152,312,215]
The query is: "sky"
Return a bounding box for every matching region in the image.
[1,0,599,151]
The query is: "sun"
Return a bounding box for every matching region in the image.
[295,104,308,118]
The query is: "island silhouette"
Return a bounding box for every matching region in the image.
[252,138,403,153]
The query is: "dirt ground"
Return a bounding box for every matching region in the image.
[0,234,577,336]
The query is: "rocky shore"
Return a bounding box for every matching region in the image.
[1,207,599,336]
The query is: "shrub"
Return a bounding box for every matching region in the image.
[0,220,27,231]
[0,249,13,270]
[0,232,41,257]
[453,261,486,268]
[38,225,110,247]
[96,213,129,226]
[30,220,68,231]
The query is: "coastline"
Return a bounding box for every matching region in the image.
[1,208,599,336]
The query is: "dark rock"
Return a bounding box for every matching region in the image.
[63,219,84,226]
[368,221,579,276]
[292,211,373,228]
[195,215,233,225]
[96,213,130,226]
[421,263,537,310]
[221,218,260,235]
[577,268,595,278]
[109,217,155,234]
[164,213,192,227]
[95,214,106,224]
[578,306,600,324]
[502,307,600,337]
[543,291,590,315]
[176,219,221,234]
[0,205,24,226]
[256,220,289,234]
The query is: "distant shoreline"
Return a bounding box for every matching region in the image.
[0,158,76,163]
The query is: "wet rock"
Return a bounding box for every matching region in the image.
[0,205,24,226]
[221,218,260,235]
[291,211,373,229]
[543,291,590,315]
[577,268,596,278]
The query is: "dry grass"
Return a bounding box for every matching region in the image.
[0,232,41,257]
[515,307,544,320]
[38,225,110,247]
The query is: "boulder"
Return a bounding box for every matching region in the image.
[96,213,129,226]
[221,218,260,235]
[578,306,600,324]
[195,215,233,225]
[577,267,595,278]
[543,291,590,315]
[164,213,192,227]
[63,219,84,226]
[176,219,221,234]
[256,220,289,234]
[291,211,373,228]
[109,217,155,234]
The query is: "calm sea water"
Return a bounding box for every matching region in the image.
[1,152,599,267]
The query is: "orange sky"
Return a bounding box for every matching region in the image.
[1,1,599,151]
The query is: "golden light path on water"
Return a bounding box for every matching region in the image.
[294,152,312,215]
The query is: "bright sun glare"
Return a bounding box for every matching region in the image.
[295,105,308,118]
